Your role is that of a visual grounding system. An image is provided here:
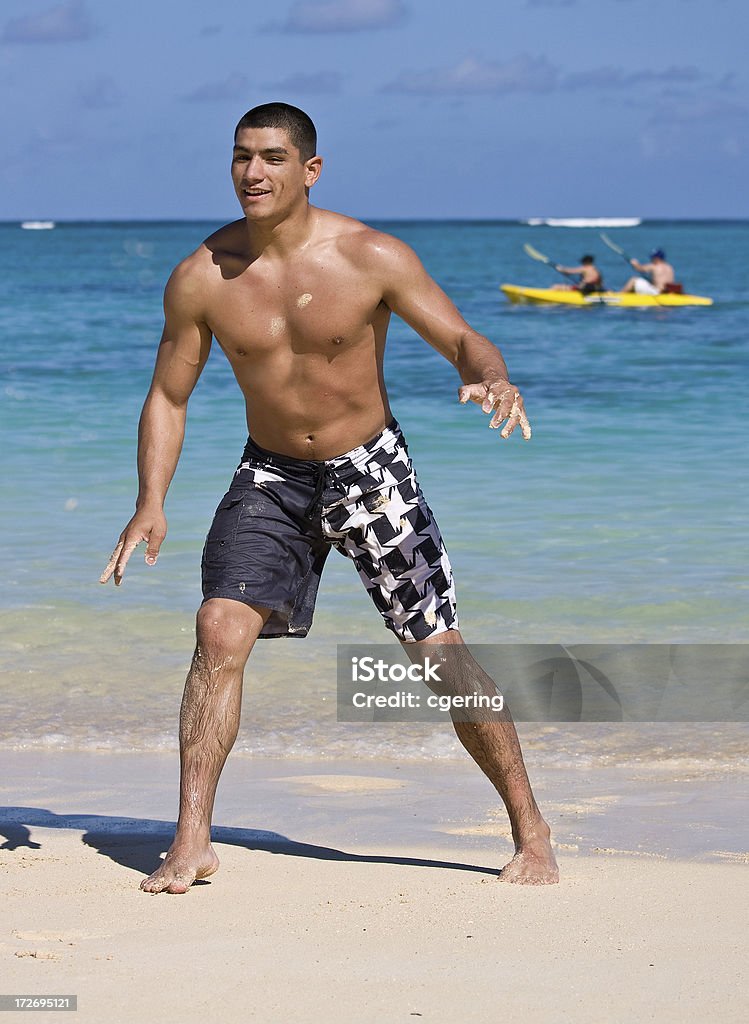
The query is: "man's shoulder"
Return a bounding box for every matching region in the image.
[167,220,244,291]
[201,218,247,256]
[165,247,210,307]
[318,210,418,272]
[175,219,245,269]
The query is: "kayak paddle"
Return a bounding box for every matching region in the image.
[522,243,576,280]
[600,232,635,265]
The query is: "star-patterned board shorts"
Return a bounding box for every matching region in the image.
[201,420,459,642]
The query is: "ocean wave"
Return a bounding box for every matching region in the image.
[523,217,641,228]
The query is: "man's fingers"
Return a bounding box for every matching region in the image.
[488,391,517,427]
[99,541,124,584]
[113,538,143,586]
[486,386,516,417]
[499,400,533,441]
[499,412,519,439]
[459,381,532,440]
[458,383,486,405]
[101,516,166,584]
[145,530,166,566]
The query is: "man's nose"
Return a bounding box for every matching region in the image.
[242,155,264,181]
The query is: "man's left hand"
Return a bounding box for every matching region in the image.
[458,380,532,440]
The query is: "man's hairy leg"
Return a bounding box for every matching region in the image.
[141,598,270,894]
[402,629,559,885]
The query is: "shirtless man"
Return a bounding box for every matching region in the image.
[621,249,676,294]
[100,103,558,892]
[553,254,604,294]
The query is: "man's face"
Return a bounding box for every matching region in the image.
[231,126,321,220]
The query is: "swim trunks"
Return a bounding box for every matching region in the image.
[633,277,659,296]
[200,421,458,642]
[577,280,604,295]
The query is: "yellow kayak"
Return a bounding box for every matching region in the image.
[501,284,713,307]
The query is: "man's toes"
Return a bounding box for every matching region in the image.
[141,872,175,893]
[165,876,192,894]
[139,865,197,894]
[140,878,164,893]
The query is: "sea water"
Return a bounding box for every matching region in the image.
[1,219,747,761]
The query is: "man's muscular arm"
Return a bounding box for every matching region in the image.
[372,233,531,439]
[100,258,212,585]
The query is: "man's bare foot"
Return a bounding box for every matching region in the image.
[140,842,220,894]
[498,828,560,885]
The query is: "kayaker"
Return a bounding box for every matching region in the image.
[553,254,604,294]
[621,249,678,294]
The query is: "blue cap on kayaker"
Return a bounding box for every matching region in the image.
[650,249,666,260]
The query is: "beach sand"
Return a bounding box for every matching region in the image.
[2,750,747,1024]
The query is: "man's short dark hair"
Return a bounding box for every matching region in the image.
[234,103,317,162]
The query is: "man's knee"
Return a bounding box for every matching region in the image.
[195,598,269,660]
[405,634,491,691]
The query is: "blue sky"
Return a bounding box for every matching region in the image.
[1,0,747,220]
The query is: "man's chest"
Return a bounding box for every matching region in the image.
[205,264,384,356]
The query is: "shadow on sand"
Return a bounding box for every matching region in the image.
[0,807,500,880]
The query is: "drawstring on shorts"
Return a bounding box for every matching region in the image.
[303,463,328,520]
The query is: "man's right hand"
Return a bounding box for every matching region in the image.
[99,508,167,586]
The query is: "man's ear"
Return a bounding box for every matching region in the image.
[305,155,323,188]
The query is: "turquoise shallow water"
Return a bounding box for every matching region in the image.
[1,219,748,756]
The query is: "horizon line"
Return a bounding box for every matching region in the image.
[5,216,749,226]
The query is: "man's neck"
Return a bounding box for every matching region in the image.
[243,203,318,260]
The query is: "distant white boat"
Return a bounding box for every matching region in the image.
[523,217,641,228]
[21,220,55,230]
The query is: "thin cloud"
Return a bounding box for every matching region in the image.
[640,96,748,161]
[78,74,122,109]
[717,72,738,92]
[526,0,640,5]
[647,95,749,126]
[383,55,717,98]
[2,0,95,44]
[268,71,342,94]
[383,55,560,95]
[181,73,249,103]
[563,65,702,90]
[275,0,407,33]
